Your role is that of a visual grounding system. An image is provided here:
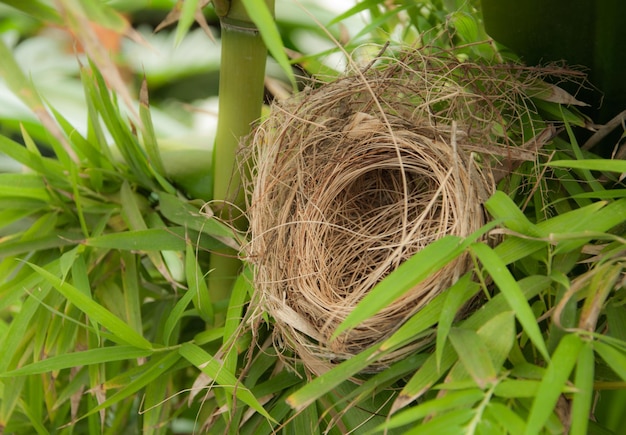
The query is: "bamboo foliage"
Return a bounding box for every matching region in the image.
[0,0,624,433]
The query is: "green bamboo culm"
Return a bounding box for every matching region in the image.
[209,0,272,323]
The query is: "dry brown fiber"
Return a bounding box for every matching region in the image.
[244,48,576,374]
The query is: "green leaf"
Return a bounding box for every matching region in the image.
[0,0,60,23]
[26,262,152,350]
[524,333,583,435]
[484,191,542,237]
[81,351,180,420]
[0,346,152,377]
[179,342,275,421]
[0,174,49,202]
[159,192,239,241]
[404,408,474,435]
[376,389,483,432]
[392,346,458,412]
[138,78,168,181]
[162,285,196,346]
[174,0,199,46]
[448,328,497,389]
[381,274,479,352]
[85,227,188,251]
[0,230,79,257]
[485,402,526,435]
[476,310,515,370]
[334,236,465,338]
[327,0,379,26]
[436,274,477,370]
[185,242,213,322]
[222,267,252,374]
[471,243,549,360]
[394,276,549,409]
[240,0,295,88]
[120,251,143,335]
[286,346,380,410]
[493,380,548,398]
[594,340,626,382]
[549,159,626,173]
[570,341,594,435]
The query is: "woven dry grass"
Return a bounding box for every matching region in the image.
[244,49,576,374]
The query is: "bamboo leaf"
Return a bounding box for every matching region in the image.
[162,286,196,346]
[159,192,238,241]
[0,0,60,23]
[0,174,49,201]
[484,191,542,237]
[86,228,185,251]
[436,274,477,370]
[121,251,143,335]
[524,333,583,435]
[286,346,380,410]
[0,230,79,257]
[570,341,594,435]
[334,236,465,338]
[58,0,137,120]
[471,242,549,360]
[0,346,152,377]
[381,274,479,352]
[394,276,549,409]
[404,408,474,435]
[81,351,180,420]
[376,389,483,432]
[0,38,77,163]
[476,310,515,370]
[448,327,497,389]
[138,78,166,177]
[485,402,526,435]
[493,200,609,265]
[549,158,626,173]
[179,342,275,421]
[240,0,295,87]
[391,346,458,413]
[594,340,626,382]
[494,380,542,398]
[26,262,152,350]
[328,0,380,26]
[174,0,200,46]
[185,242,213,322]
[222,267,252,373]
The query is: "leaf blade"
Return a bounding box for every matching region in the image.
[26,262,152,350]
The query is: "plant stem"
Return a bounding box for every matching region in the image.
[209,0,272,322]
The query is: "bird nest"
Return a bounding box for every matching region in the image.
[244,49,573,374]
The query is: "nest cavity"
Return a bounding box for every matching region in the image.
[245,50,562,374]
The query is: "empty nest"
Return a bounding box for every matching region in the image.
[244,49,575,374]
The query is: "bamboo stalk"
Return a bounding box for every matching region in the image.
[209,0,272,322]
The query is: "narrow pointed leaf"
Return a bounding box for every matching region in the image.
[448,327,497,389]
[240,0,295,87]
[179,342,274,421]
[570,341,594,435]
[26,262,152,350]
[81,351,180,420]
[436,274,477,370]
[377,389,483,432]
[524,333,583,435]
[594,341,626,382]
[0,346,152,377]
[334,236,465,338]
[471,242,549,360]
[548,159,626,173]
